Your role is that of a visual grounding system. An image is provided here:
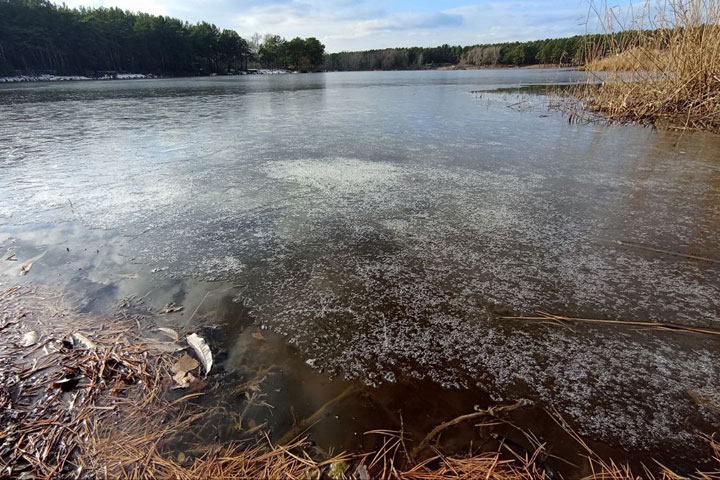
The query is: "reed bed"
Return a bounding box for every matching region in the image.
[2,285,720,479]
[570,0,720,132]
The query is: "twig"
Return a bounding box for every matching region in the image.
[611,239,720,265]
[411,401,528,458]
[501,311,720,337]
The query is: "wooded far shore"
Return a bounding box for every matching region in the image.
[2,0,609,78]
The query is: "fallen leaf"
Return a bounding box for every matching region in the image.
[22,331,38,347]
[172,371,188,388]
[73,332,96,350]
[251,331,265,341]
[172,353,199,375]
[144,341,185,353]
[187,333,212,375]
[157,327,179,341]
[189,377,208,391]
[172,371,196,389]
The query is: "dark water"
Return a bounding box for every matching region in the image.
[1,70,719,470]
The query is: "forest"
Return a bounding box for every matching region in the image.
[2,0,628,76]
[323,35,613,71]
[0,0,325,75]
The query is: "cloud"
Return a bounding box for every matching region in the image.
[57,0,602,52]
[368,12,464,31]
[64,0,170,16]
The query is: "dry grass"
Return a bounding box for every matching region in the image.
[571,0,720,132]
[582,47,669,72]
[2,285,720,480]
[549,412,720,480]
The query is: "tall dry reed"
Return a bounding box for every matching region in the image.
[575,0,720,132]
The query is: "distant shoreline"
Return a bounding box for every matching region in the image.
[436,63,568,70]
[0,70,297,84]
[0,66,578,85]
[0,73,151,84]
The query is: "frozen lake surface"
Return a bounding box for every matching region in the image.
[1,70,719,461]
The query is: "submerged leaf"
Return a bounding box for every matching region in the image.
[157,327,179,341]
[15,251,46,276]
[186,333,212,375]
[22,331,38,347]
[19,261,33,276]
[144,341,185,353]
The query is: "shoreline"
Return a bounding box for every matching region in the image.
[0,69,293,84]
[1,283,717,479]
[0,73,152,83]
[0,66,579,84]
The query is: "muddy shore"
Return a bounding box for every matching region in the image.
[1,284,718,479]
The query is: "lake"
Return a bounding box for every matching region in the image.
[1,69,719,471]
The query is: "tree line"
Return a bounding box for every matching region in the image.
[323,36,604,71]
[321,32,652,71]
[257,35,325,71]
[0,0,326,76]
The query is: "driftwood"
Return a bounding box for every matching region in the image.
[277,385,359,445]
[411,401,528,457]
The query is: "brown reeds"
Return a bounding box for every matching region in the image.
[570,0,720,132]
[548,410,720,480]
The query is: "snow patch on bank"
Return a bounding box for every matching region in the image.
[0,73,149,83]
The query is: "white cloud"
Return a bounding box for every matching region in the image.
[58,0,596,51]
[63,0,170,16]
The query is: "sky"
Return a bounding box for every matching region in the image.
[58,0,632,52]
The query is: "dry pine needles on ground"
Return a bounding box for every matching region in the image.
[2,285,720,480]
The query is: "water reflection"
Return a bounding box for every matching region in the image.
[1,71,719,466]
